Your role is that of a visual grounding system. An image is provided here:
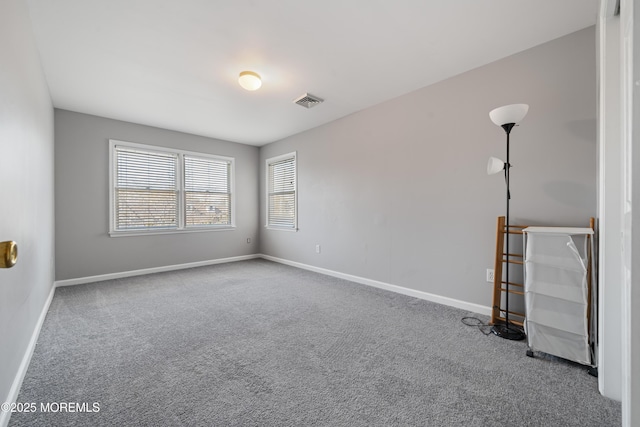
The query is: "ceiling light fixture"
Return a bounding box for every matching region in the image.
[238,71,262,91]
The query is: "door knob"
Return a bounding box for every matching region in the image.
[0,241,18,268]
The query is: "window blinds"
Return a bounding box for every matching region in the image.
[114,147,178,230]
[267,155,296,228]
[111,142,234,234]
[184,155,231,226]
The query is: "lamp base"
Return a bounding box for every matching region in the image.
[491,324,526,341]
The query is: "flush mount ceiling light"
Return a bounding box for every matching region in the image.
[238,71,261,91]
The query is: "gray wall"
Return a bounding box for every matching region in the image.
[55,110,260,280]
[0,0,55,413]
[259,27,597,309]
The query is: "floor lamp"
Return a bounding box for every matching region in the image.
[487,103,529,341]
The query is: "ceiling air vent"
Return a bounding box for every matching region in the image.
[293,93,324,109]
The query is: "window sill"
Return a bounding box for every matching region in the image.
[265,226,298,232]
[109,226,236,238]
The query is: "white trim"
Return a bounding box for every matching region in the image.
[264,226,298,232]
[108,139,115,233]
[620,1,638,425]
[597,1,624,401]
[0,285,55,427]
[54,254,261,287]
[109,226,236,238]
[259,254,492,316]
[53,252,489,315]
[597,0,607,396]
[109,139,236,164]
[228,155,236,228]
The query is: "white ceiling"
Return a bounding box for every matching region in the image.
[26,1,598,146]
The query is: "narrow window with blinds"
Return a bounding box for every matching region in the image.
[266,152,297,230]
[110,140,235,235]
[184,155,231,227]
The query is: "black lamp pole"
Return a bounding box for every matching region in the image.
[492,123,526,341]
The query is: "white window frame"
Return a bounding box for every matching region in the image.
[109,139,235,237]
[265,151,298,231]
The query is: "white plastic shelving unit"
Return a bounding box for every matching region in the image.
[522,227,594,365]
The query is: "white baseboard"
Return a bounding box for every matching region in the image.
[54,254,488,318]
[259,254,492,317]
[0,284,56,427]
[54,254,261,287]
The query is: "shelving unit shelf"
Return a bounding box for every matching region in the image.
[490,216,527,327]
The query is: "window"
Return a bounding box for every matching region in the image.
[184,155,231,227]
[266,152,297,230]
[110,140,234,235]
[113,147,178,230]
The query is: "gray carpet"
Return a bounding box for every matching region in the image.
[9,259,620,426]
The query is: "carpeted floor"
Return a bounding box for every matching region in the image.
[9,259,620,426]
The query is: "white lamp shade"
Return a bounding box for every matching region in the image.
[487,157,505,175]
[238,71,262,91]
[489,104,529,126]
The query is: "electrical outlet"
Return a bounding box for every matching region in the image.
[315,244,321,254]
[486,269,495,282]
